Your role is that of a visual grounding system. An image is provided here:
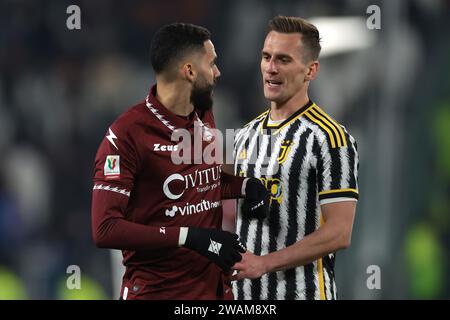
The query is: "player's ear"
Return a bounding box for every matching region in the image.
[305,61,319,81]
[182,63,195,82]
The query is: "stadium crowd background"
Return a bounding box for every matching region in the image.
[0,0,449,299]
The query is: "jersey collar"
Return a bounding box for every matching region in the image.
[261,100,314,133]
[146,84,202,132]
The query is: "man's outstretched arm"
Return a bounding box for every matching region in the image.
[231,201,356,280]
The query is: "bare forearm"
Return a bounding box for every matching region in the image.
[231,202,356,281]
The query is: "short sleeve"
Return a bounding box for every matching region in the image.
[92,125,138,197]
[317,130,359,205]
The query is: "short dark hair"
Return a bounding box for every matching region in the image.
[268,16,321,62]
[150,23,211,75]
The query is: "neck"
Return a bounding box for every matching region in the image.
[270,85,310,121]
[155,79,194,116]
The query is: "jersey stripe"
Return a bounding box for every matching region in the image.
[313,105,347,147]
[93,184,131,197]
[243,109,270,128]
[317,257,326,300]
[319,188,359,195]
[276,125,303,299]
[250,134,271,299]
[304,112,337,148]
[273,107,312,135]
[258,127,286,299]
[318,216,326,300]
[304,165,319,298]
[309,108,342,147]
[234,120,262,300]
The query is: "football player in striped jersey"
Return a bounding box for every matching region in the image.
[232,16,359,300]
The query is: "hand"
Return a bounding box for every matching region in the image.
[242,178,270,219]
[230,251,268,281]
[183,228,246,273]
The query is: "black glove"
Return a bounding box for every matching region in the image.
[242,177,270,219]
[183,228,246,273]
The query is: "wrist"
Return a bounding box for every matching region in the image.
[260,254,274,274]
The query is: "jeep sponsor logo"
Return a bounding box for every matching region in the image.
[165,200,221,217]
[162,165,221,200]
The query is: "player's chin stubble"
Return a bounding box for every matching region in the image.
[190,78,216,112]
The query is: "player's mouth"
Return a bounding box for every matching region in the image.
[265,79,283,88]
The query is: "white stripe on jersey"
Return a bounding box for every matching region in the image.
[292,130,316,300]
[242,134,270,300]
[234,123,258,173]
[263,126,291,300]
[145,96,176,131]
[274,124,310,299]
[333,280,338,299]
[317,130,332,191]
[349,133,359,189]
[235,123,261,258]
[324,265,331,300]
[340,146,351,188]
[320,197,358,205]
[93,184,131,197]
[314,260,322,300]
[236,123,261,177]
[235,127,249,148]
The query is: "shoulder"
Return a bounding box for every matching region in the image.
[110,99,168,139]
[243,109,270,129]
[234,109,269,144]
[302,103,355,149]
[238,109,269,136]
[102,101,149,152]
[112,102,147,132]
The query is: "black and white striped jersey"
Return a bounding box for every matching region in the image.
[233,100,359,300]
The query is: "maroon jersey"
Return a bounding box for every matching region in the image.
[91,85,244,300]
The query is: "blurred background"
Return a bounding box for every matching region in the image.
[0,0,449,299]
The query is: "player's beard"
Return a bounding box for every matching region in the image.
[190,75,216,112]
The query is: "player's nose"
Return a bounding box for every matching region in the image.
[266,60,278,74]
[214,65,221,78]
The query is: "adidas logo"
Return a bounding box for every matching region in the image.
[208,239,222,255]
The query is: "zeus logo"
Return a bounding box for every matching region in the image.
[162,166,221,200]
[106,128,118,150]
[153,143,179,152]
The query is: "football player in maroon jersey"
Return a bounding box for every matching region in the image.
[91,23,269,300]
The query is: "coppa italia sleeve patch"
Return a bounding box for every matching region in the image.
[104,155,120,179]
